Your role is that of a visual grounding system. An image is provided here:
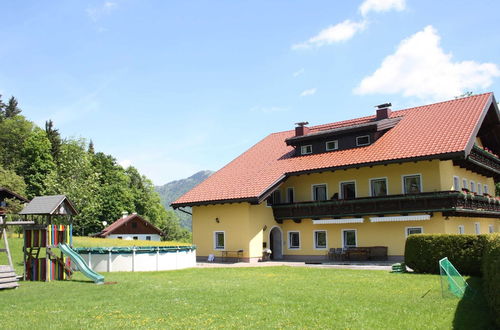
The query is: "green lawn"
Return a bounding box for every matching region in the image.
[0,237,495,329]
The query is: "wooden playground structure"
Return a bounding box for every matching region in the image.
[0,195,78,289]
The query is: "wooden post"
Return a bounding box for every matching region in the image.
[0,216,14,269]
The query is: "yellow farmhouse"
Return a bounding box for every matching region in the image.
[172,93,500,262]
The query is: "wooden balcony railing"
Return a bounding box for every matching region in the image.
[272,191,500,222]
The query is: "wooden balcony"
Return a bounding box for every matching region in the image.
[272,191,500,222]
[454,145,500,181]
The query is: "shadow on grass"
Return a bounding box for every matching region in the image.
[452,277,495,330]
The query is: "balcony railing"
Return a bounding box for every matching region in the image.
[272,191,500,222]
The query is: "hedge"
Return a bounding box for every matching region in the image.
[482,234,500,327]
[404,234,487,276]
[404,233,500,327]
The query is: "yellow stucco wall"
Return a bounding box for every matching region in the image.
[191,159,498,261]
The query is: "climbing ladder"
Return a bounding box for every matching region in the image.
[0,216,18,289]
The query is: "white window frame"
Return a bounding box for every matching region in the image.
[458,225,465,234]
[453,176,460,191]
[214,231,225,250]
[326,140,338,151]
[313,230,328,250]
[484,184,489,195]
[402,174,423,194]
[369,177,388,197]
[462,179,468,190]
[474,223,480,234]
[286,187,295,203]
[312,184,328,201]
[477,183,482,195]
[341,229,357,249]
[405,226,423,238]
[356,135,370,146]
[301,145,312,155]
[288,231,301,249]
[339,180,357,199]
[489,224,495,233]
[470,181,475,193]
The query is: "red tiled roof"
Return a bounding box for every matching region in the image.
[172,93,495,207]
[97,214,164,237]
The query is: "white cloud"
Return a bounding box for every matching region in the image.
[300,88,317,97]
[293,68,305,77]
[354,26,500,101]
[86,1,118,21]
[359,0,406,17]
[292,20,367,50]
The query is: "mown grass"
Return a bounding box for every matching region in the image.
[0,237,494,329]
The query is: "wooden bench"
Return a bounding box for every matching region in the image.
[221,250,244,262]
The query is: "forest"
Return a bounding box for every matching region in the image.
[0,95,190,241]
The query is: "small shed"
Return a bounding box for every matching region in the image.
[0,187,29,215]
[95,213,164,241]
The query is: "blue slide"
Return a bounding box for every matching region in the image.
[58,243,105,284]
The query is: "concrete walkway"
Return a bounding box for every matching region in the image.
[197,260,393,271]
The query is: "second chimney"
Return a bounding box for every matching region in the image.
[375,103,392,120]
[295,122,310,136]
[122,211,129,219]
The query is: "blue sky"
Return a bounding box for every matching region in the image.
[1,0,499,184]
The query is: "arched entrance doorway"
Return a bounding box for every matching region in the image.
[269,227,283,260]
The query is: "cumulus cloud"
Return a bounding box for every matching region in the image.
[292,20,367,49]
[300,88,317,97]
[86,1,118,21]
[359,0,406,17]
[354,26,500,100]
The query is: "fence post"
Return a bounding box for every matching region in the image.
[132,248,136,272]
[156,247,159,271]
[108,249,112,272]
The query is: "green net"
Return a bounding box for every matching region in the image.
[439,257,468,298]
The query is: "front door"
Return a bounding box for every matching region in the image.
[269,227,283,260]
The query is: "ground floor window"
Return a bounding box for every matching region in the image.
[288,231,300,249]
[342,230,357,248]
[117,236,122,239]
[489,225,495,233]
[146,236,151,240]
[458,225,465,234]
[314,230,327,249]
[214,231,225,250]
[406,227,423,237]
[474,223,480,234]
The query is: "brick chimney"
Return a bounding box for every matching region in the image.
[295,122,310,136]
[375,103,392,120]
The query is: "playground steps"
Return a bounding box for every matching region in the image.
[0,265,19,290]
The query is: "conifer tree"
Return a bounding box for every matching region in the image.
[5,96,21,117]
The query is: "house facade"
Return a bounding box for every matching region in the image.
[172,93,500,262]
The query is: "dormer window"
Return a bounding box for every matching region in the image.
[326,140,338,151]
[356,135,370,146]
[301,145,312,155]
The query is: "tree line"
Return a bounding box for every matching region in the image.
[0,94,190,241]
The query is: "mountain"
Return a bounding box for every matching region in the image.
[155,170,213,229]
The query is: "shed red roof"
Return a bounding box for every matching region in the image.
[96,214,164,237]
[172,93,496,207]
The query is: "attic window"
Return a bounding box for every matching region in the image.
[301,145,312,155]
[326,140,338,151]
[356,135,370,146]
[131,222,138,228]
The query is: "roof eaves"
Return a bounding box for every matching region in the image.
[464,93,494,158]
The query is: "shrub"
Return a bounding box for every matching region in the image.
[404,234,487,276]
[482,234,500,327]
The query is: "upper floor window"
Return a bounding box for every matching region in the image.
[356,135,370,146]
[326,140,338,151]
[286,187,295,203]
[273,190,281,204]
[403,174,422,194]
[470,181,475,193]
[462,179,468,190]
[484,185,489,195]
[477,183,482,195]
[370,178,387,197]
[453,176,460,191]
[340,181,356,199]
[312,184,327,201]
[301,145,312,155]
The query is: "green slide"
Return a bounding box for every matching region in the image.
[58,243,104,284]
